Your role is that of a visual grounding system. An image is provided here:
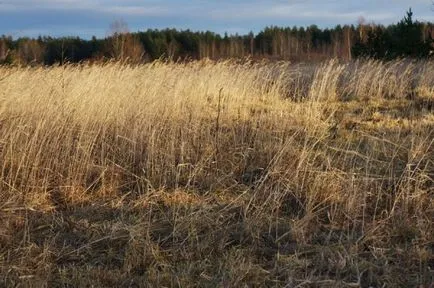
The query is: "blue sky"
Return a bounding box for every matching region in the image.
[1,0,433,39]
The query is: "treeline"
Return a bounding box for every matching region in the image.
[0,9,433,65]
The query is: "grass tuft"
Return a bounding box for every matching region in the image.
[0,59,433,287]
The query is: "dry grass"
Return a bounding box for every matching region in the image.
[0,59,433,287]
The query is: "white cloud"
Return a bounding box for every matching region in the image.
[207,2,396,24]
[0,0,432,38]
[101,5,172,16]
[9,27,106,38]
[0,0,171,16]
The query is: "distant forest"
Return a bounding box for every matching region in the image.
[0,9,433,65]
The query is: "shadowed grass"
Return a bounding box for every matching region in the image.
[0,59,433,287]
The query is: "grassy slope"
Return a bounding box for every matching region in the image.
[0,60,433,287]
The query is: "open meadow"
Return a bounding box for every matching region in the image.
[0,59,433,287]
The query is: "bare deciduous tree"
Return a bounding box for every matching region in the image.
[0,37,10,62]
[108,20,145,63]
[18,39,45,65]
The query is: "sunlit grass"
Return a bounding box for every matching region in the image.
[0,59,432,287]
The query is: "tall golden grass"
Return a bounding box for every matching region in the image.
[0,59,433,287]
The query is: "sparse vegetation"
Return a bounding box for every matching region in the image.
[0,59,433,287]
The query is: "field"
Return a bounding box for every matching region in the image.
[0,59,433,287]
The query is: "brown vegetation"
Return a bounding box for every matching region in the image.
[0,59,433,287]
[108,20,145,63]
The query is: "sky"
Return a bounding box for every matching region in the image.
[1,0,434,39]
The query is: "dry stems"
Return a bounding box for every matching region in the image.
[0,59,433,287]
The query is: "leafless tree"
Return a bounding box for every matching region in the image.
[108,19,145,63]
[0,38,10,62]
[18,39,45,65]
